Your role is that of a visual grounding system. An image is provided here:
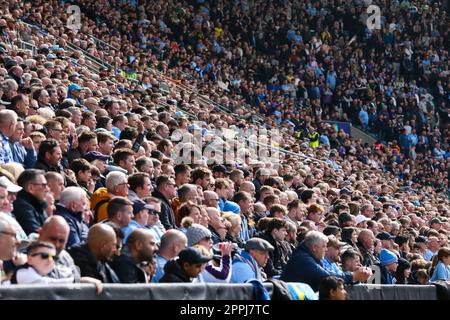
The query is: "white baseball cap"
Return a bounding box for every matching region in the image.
[355,214,369,225]
[0,176,22,193]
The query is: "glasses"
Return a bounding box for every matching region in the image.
[31,252,57,260]
[31,182,48,187]
[0,230,16,238]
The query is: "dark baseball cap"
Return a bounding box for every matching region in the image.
[178,247,212,264]
[132,199,154,215]
[212,164,231,175]
[429,218,442,225]
[338,212,353,224]
[377,231,395,241]
[84,151,110,162]
[415,236,427,243]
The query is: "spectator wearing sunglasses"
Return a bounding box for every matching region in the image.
[12,169,49,235]
[11,240,73,284]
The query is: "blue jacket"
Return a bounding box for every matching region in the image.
[54,204,89,248]
[280,243,353,291]
[10,141,36,168]
[230,250,263,283]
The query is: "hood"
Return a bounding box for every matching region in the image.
[163,258,191,282]
[90,187,112,209]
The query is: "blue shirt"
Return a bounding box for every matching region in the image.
[0,132,13,164]
[430,261,450,282]
[322,257,344,276]
[122,220,146,244]
[152,255,168,283]
[10,141,37,168]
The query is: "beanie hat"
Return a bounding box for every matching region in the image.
[380,249,398,266]
[186,223,212,247]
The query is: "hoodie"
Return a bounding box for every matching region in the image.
[158,258,192,283]
[90,187,113,223]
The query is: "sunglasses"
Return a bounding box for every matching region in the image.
[31,252,57,260]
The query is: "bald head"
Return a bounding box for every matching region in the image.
[127,229,157,262]
[159,229,187,259]
[240,181,256,196]
[39,216,70,254]
[358,229,375,249]
[87,223,117,261]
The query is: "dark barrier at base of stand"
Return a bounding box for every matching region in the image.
[0,283,447,300]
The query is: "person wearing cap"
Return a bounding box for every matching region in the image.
[281,231,371,291]
[54,187,89,248]
[376,231,395,250]
[338,212,354,228]
[159,247,212,283]
[355,214,369,228]
[378,249,399,284]
[230,237,274,283]
[212,164,231,179]
[67,83,83,106]
[429,217,443,231]
[121,199,154,243]
[322,236,347,276]
[0,179,27,245]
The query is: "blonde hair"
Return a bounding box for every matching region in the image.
[0,163,25,182]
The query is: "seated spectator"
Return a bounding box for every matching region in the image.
[45,172,65,203]
[127,172,152,203]
[341,250,362,272]
[318,276,346,300]
[54,187,89,248]
[11,241,72,284]
[110,229,157,283]
[90,171,129,223]
[195,242,233,283]
[206,207,227,244]
[222,212,244,248]
[13,169,48,235]
[152,229,187,283]
[395,258,411,285]
[378,249,399,284]
[152,175,177,230]
[121,199,153,243]
[106,197,134,242]
[256,218,291,278]
[0,214,19,261]
[429,248,450,282]
[322,236,347,276]
[281,231,371,291]
[68,223,120,283]
[159,247,211,283]
[357,229,380,267]
[231,238,274,283]
[144,197,165,243]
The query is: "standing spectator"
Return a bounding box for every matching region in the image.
[0,110,17,165]
[152,229,187,283]
[159,247,211,283]
[13,169,48,235]
[68,223,120,283]
[54,187,89,248]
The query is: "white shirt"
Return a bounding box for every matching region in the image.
[16,266,74,284]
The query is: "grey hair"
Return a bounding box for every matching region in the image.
[0,109,18,128]
[178,184,197,199]
[59,187,87,207]
[106,171,128,191]
[303,231,329,249]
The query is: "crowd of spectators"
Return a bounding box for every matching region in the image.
[0,0,449,299]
